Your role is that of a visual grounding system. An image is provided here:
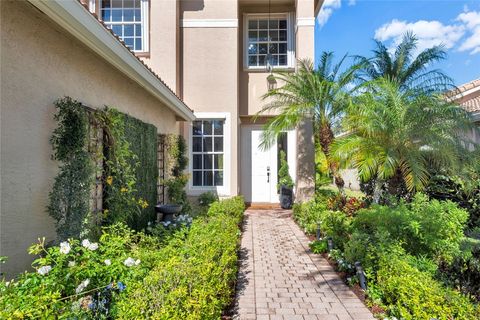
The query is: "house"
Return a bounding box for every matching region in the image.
[450,79,480,145]
[1,0,319,275]
[84,0,318,204]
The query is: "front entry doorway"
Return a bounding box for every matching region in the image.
[240,126,296,204]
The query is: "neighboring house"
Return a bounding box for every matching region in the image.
[83,0,318,204]
[450,79,480,145]
[1,0,319,274]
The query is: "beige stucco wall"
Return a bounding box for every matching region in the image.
[0,0,179,276]
[179,0,240,197]
[140,0,180,93]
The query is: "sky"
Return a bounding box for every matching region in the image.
[314,0,480,86]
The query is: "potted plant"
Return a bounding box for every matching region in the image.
[278,150,294,209]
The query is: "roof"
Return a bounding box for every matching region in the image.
[449,79,480,114]
[27,0,195,121]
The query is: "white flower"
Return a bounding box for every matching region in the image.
[75,279,90,294]
[104,259,111,266]
[68,261,76,267]
[87,242,98,251]
[81,239,91,248]
[123,257,136,267]
[37,265,52,275]
[135,259,141,266]
[59,241,71,254]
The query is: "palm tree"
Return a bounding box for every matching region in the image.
[356,32,454,93]
[256,53,362,192]
[332,78,474,203]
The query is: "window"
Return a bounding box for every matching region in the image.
[98,0,149,52]
[192,120,225,187]
[245,14,293,69]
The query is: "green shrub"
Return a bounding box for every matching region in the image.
[0,224,162,319]
[115,196,245,319]
[278,150,294,189]
[198,191,219,208]
[0,197,245,319]
[309,240,328,254]
[376,252,479,320]
[292,200,328,235]
[350,194,468,263]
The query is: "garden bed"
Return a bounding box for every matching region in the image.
[0,197,245,319]
[293,190,480,320]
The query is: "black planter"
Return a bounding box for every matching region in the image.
[279,185,294,209]
[155,204,182,222]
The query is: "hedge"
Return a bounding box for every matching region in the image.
[115,196,245,319]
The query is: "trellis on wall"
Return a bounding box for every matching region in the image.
[157,134,166,204]
[87,113,104,228]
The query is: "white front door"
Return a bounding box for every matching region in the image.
[240,126,297,203]
[251,130,277,203]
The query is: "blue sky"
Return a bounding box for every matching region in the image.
[314,0,480,85]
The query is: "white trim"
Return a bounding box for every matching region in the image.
[187,112,231,197]
[27,0,195,121]
[140,0,149,52]
[243,12,296,71]
[181,19,238,28]
[296,17,315,27]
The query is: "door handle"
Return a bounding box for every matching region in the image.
[267,166,270,183]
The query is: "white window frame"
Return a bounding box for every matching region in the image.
[92,0,149,53]
[243,13,295,71]
[187,112,231,196]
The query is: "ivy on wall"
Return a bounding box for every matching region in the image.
[48,97,94,241]
[49,97,160,240]
[123,113,158,228]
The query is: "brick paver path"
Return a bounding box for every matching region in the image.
[233,209,375,320]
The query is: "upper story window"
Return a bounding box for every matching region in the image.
[97,0,149,52]
[244,13,294,70]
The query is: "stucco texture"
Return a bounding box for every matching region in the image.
[0,0,179,276]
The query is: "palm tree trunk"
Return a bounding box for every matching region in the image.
[318,121,345,196]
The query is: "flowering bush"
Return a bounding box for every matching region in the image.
[0,224,163,318]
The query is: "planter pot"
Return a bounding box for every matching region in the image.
[279,185,294,209]
[155,204,182,222]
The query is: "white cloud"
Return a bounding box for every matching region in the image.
[456,10,480,54]
[374,19,465,54]
[374,8,480,56]
[348,0,356,6]
[317,0,348,27]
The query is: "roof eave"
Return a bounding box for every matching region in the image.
[27,0,195,122]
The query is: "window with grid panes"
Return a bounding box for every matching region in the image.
[99,0,148,52]
[192,120,224,187]
[247,17,288,68]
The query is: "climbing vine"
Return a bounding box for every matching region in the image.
[163,134,191,213]
[48,97,94,241]
[49,97,160,240]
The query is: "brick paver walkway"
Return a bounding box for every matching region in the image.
[233,209,375,320]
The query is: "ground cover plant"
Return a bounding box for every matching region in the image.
[0,197,245,319]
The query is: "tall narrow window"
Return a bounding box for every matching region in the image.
[99,0,149,52]
[192,120,224,187]
[245,14,293,69]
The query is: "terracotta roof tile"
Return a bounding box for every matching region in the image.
[76,1,193,113]
[448,79,480,113]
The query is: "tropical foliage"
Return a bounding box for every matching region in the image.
[332,78,473,200]
[257,54,362,191]
[293,192,479,319]
[355,32,454,93]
